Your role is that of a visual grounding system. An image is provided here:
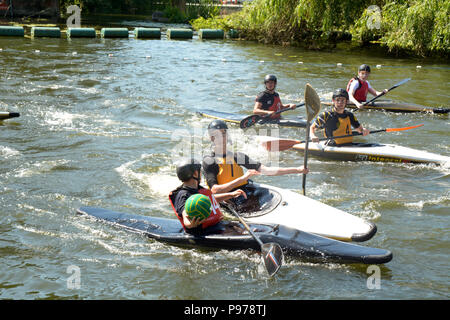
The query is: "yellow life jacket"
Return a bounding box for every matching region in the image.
[324,115,353,145]
[215,154,247,187]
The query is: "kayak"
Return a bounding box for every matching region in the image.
[322,100,449,114]
[288,141,450,165]
[197,109,307,128]
[220,182,377,242]
[0,112,20,120]
[77,206,392,264]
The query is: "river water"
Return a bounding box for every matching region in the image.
[0,21,449,301]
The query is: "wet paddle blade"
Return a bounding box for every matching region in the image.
[385,124,424,132]
[262,138,301,152]
[304,84,322,122]
[391,78,411,89]
[261,243,283,277]
[240,114,261,129]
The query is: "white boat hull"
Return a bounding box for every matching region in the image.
[226,183,377,242]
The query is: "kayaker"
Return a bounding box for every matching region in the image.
[347,64,388,109]
[203,120,308,209]
[310,89,369,146]
[253,74,297,119]
[169,158,245,234]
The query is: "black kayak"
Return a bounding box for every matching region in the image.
[0,112,20,120]
[77,206,393,264]
[197,109,307,128]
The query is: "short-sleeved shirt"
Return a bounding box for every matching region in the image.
[255,91,282,118]
[203,151,261,189]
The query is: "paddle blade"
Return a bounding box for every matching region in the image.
[391,78,411,89]
[304,84,322,122]
[261,243,283,277]
[261,138,301,152]
[240,115,261,129]
[385,124,423,132]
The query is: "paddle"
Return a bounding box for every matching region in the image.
[262,124,424,152]
[302,84,322,195]
[0,112,20,120]
[357,78,411,110]
[228,206,283,277]
[240,103,305,129]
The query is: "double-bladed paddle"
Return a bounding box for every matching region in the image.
[302,84,322,195]
[357,78,411,110]
[240,103,305,129]
[262,124,424,152]
[228,206,283,277]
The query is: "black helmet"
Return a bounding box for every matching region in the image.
[264,74,277,84]
[332,88,349,100]
[207,120,228,133]
[358,64,371,72]
[176,158,201,182]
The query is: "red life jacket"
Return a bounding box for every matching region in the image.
[168,186,223,231]
[346,77,369,102]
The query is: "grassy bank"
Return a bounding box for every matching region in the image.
[191,0,449,59]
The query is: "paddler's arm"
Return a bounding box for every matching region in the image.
[368,86,388,97]
[253,101,274,116]
[210,169,260,194]
[310,122,320,143]
[214,189,247,202]
[259,164,309,176]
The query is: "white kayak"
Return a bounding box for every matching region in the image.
[290,142,450,165]
[221,182,377,242]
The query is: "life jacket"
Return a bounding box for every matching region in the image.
[257,91,282,119]
[215,154,247,188]
[168,186,223,231]
[268,94,282,119]
[346,77,369,102]
[322,112,353,145]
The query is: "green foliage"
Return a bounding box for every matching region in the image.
[352,0,449,57]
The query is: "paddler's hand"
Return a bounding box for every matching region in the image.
[356,102,364,109]
[231,189,247,199]
[361,128,370,136]
[311,135,319,143]
[289,104,297,110]
[244,169,260,180]
[187,216,203,228]
[297,166,309,174]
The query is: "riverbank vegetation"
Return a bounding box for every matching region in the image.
[191,0,449,58]
[59,0,218,23]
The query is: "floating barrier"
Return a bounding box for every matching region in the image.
[134,27,161,39]
[101,28,129,38]
[31,27,61,38]
[0,26,25,37]
[67,28,96,38]
[198,29,224,40]
[167,28,193,39]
